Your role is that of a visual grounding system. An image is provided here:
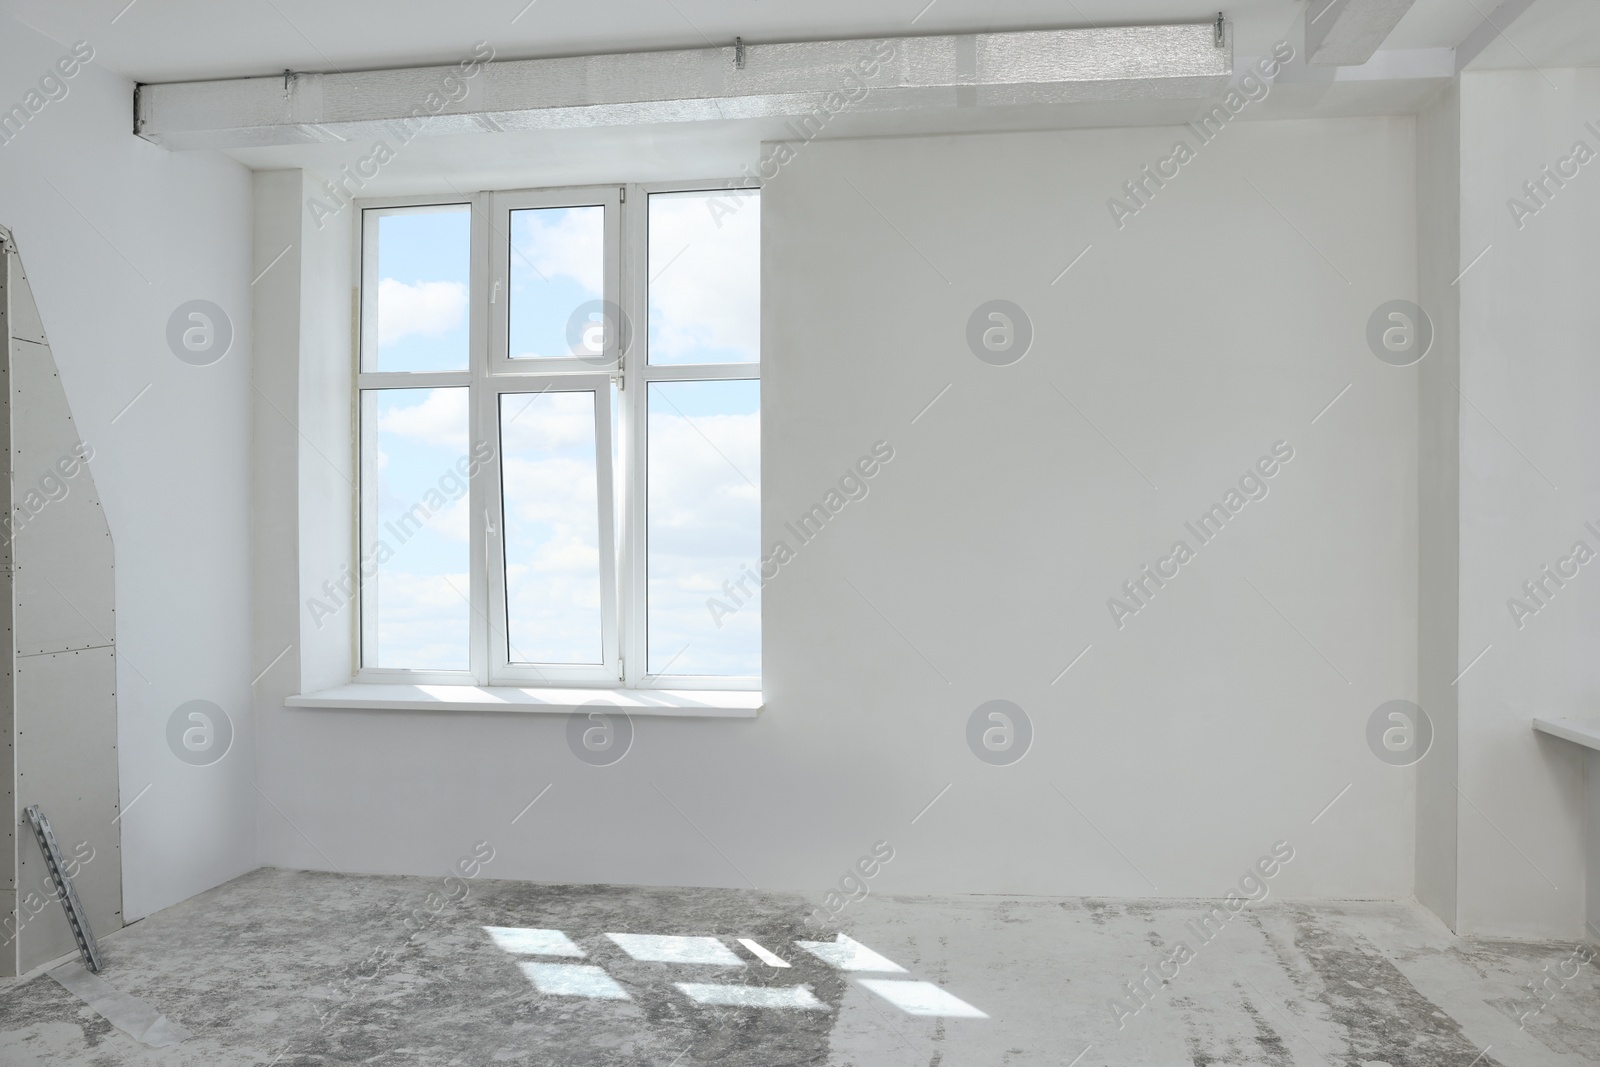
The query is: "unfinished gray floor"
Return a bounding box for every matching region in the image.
[0,868,1595,1066]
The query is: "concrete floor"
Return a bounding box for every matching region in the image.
[0,868,1595,1065]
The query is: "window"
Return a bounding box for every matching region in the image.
[355,184,760,689]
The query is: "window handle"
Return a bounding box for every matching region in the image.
[491,278,501,304]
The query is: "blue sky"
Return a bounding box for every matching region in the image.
[360,194,762,677]
[509,206,604,361]
[372,207,470,372]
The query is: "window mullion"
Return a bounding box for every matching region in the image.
[595,383,622,682]
[619,183,646,688]
[469,190,492,685]
[601,186,623,682]
[621,342,647,688]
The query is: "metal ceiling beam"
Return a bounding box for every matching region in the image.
[1304,0,1419,66]
[135,24,1232,150]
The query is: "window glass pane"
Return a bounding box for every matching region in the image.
[647,380,760,676]
[368,207,470,372]
[648,191,760,365]
[509,206,605,360]
[501,391,604,663]
[359,387,472,670]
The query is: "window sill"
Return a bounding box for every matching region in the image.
[1533,717,1600,752]
[285,683,763,718]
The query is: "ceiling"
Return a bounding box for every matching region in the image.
[7,0,1501,84]
[1386,0,1490,50]
[1465,0,1600,69]
[9,0,1588,189]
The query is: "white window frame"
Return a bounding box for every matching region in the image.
[351,180,760,692]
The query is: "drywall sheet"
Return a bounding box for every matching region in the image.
[2,232,122,974]
[9,265,113,655]
[0,233,13,966]
[15,648,121,970]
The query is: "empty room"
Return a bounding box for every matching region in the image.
[1,0,1598,1063]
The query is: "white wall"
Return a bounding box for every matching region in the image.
[0,23,256,919]
[1453,68,1598,938]
[3,15,1580,942]
[256,116,1422,903]
[251,168,355,869]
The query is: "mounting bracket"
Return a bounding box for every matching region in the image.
[24,806,102,973]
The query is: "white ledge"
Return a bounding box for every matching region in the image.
[136,24,1232,150]
[286,683,761,718]
[1533,718,1600,753]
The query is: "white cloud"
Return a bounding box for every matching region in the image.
[506,562,604,663]
[364,569,472,671]
[513,207,604,296]
[646,409,760,558]
[375,387,469,452]
[642,404,762,675]
[503,456,599,535]
[500,393,597,454]
[499,435,605,662]
[648,192,760,363]
[377,279,468,346]
[430,489,472,544]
